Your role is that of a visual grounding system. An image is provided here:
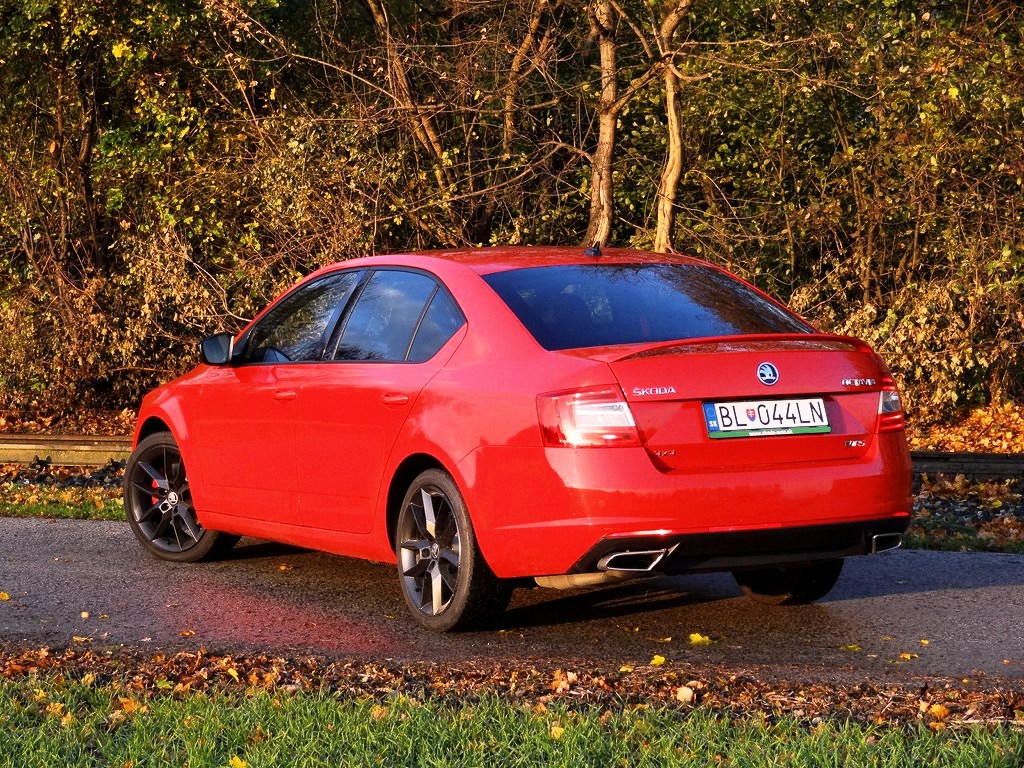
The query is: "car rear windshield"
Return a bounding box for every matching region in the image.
[483,263,812,350]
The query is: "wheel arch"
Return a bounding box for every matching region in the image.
[385,453,452,552]
[136,416,174,445]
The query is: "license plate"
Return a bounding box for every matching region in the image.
[703,398,830,439]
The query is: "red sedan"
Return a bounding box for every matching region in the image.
[124,247,912,631]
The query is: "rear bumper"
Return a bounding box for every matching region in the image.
[569,515,909,574]
[457,431,912,578]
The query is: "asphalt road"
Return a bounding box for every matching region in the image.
[2,518,1022,682]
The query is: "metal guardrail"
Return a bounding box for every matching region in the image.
[1,435,1023,480]
[910,451,1024,480]
[0,435,132,466]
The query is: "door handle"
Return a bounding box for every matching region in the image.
[381,393,410,407]
[274,389,297,401]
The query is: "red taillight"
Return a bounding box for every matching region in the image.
[537,386,641,448]
[878,378,905,432]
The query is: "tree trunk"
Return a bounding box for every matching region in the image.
[652,0,694,253]
[653,66,683,253]
[583,0,618,248]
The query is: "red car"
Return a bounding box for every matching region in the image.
[124,247,912,631]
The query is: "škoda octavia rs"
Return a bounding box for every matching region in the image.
[125,247,912,631]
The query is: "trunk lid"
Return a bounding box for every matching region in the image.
[592,335,887,471]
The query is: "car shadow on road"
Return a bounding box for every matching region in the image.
[498,549,1024,630]
[499,574,738,630]
[219,539,309,561]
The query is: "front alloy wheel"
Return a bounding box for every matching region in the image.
[396,469,510,631]
[124,432,236,562]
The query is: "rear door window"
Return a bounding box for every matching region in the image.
[332,270,462,362]
[483,263,811,350]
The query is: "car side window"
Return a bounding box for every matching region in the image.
[408,289,465,362]
[241,271,360,364]
[333,270,455,362]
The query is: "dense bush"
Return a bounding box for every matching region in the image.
[0,0,1020,421]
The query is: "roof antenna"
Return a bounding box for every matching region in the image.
[584,241,602,258]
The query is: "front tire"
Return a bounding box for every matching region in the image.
[395,469,510,631]
[123,432,238,563]
[733,559,844,605]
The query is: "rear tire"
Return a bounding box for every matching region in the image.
[395,469,511,631]
[123,432,238,563]
[733,559,844,605]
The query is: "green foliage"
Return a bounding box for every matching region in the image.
[0,0,1021,417]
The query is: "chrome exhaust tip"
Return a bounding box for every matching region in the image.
[871,532,903,554]
[597,546,675,573]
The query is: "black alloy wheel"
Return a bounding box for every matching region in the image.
[123,432,237,562]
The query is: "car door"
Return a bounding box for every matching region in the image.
[189,270,361,524]
[295,268,466,534]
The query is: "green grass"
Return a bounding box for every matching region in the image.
[0,483,123,521]
[0,680,1021,768]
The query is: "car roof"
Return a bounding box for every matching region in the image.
[313,247,708,277]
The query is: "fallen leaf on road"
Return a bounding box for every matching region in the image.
[650,655,667,666]
[689,633,712,646]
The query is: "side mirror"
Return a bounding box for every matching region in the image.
[199,332,235,366]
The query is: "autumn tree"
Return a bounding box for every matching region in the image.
[0,0,1020,418]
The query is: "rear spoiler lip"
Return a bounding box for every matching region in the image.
[556,333,873,364]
